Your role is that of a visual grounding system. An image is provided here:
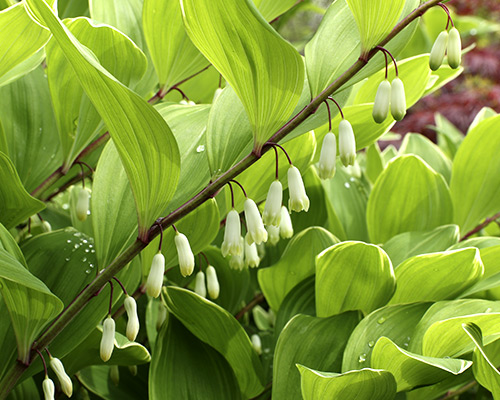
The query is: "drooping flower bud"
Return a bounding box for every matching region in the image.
[194,271,207,298]
[100,316,115,362]
[43,376,55,400]
[76,187,90,221]
[447,27,461,69]
[244,198,268,245]
[267,225,280,246]
[41,221,52,233]
[317,131,337,180]
[156,302,167,331]
[221,209,243,257]
[128,365,138,376]
[146,252,165,298]
[262,180,283,226]
[338,119,356,167]
[175,232,195,277]
[229,237,245,270]
[245,235,260,268]
[251,334,262,355]
[109,365,119,386]
[206,265,220,299]
[288,166,309,212]
[390,77,406,121]
[124,295,140,342]
[372,79,392,123]
[429,30,449,71]
[49,356,73,397]
[279,206,294,239]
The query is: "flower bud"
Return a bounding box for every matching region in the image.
[194,271,207,298]
[279,206,293,239]
[390,77,406,121]
[251,334,262,355]
[244,199,268,245]
[429,30,448,71]
[372,79,391,123]
[317,131,337,180]
[156,302,167,331]
[221,209,243,257]
[262,180,283,226]
[41,221,52,233]
[128,365,138,376]
[146,252,165,298]
[109,365,119,386]
[288,166,309,212]
[175,232,195,277]
[267,225,280,246]
[338,119,356,167]
[100,316,115,362]
[76,187,90,221]
[447,27,461,69]
[229,237,245,270]
[49,356,73,397]
[124,295,140,342]
[206,265,220,299]
[245,236,260,268]
[43,377,55,400]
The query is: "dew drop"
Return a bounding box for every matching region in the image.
[368,341,375,348]
[377,317,386,324]
[91,249,96,253]
[84,249,90,253]
[358,353,367,363]
[65,257,70,262]
[485,307,492,313]
[82,239,88,244]
[74,244,80,249]
[196,145,205,153]
[82,257,87,262]
[344,182,351,189]
[66,239,72,243]
[85,269,91,274]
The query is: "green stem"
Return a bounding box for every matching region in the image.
[0,0,443,396]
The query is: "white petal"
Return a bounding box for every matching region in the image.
[194,271,207,298]
[100,316,115,362]
[76,187,90,222]
[49,357,72,397]
[175,232,195,277]
[318,132,337,180]
[146,253,165,298]
[206,266,220,299]
[124,296,140,341]
[287,166,310,212]
[279,206,294,239]
[221,209,243,257]
[339,119,356,167]
[262,180,283,226]
[244,198,268,245]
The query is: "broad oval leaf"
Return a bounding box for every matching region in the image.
[367,155,453,244]
[26,0,181,240]
[254,0,296,21]
[180,0,304,148]
[0,223,26,267]
[316,241,395,317]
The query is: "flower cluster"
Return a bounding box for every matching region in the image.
[430,27,461,70]
[372,77,407,123]
[193,265,220,299]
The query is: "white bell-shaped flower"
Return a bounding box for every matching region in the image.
[206,266,220,299]
[49,357,73,397]
[372,79,391,123]
[229,237,245,270]
[76,187,90,221]
[156,303,167,331]
[390,77,406,121]
[429,30,448,71]
[42,376,55,400]
[244,198,268,245]
[279,206,294,239]
[245,235,260,268]
[267,225,280,246]
[251,334,262,355]
[339,119,356,167]
[194,271,207,298]
[146,252,165,298]
[124,295,140,342]
[262,180,283,226]
[175,232,195,277]
[221,209,243,257]
[447,27,461,69]
[41,221,52,233]
[287,166,309,212]
[318,131,337,180]
[100,316,115,362]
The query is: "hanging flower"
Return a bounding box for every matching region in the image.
[288,166,309,212]
[124,295,140,342]
[221,209,243,257]
[447,27,461,69]
[206,266,220,299]
[42,376,55,400]
[194,271,207,298]
[317,131,337,180]
[279,206,294,239]
[110,365,120,386]
[267,225,280,246]
[245,235,260,268]
[262,180,283,226]
[390,77,406,121]
[372,79,392,123]
[229,237,245,270]
[251,334,262,355]
[100,316,115,362]
[175,232,195,277]
[146,252,165,298]
[49,357,73,397]
[429,30,448,71]
[244,198,268,245]
[76,187,90,221]
[339,119,356,167]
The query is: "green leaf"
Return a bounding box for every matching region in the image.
[0,249,63,363]
[450,115,500,234]
[0,152,45,229]
[143,0,207,91]
[26,0,181,240]
[150,315,241,400]
[367,155,453,244]
[435,113,464,160]
[463,323,500,398]
[365,143,384,185]
[382,225,460,268]
[180,0,304,148]
[316,241,395,317]
[163,287,265,398]
[0,67,62,193]
[371,337,471,392]
[273,313,360,400]
[258,227,339,311]
[342,303,431,372]
[254,0,296,21]
[7,377,40,400]
[298,365,397,400]
[469,107,498,132]
[0,223,27,268]
[92,141,137,269]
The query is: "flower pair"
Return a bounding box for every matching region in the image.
[372,77,406,123]
[194,266,220,299]
[42,356,73,399]
[429,27,461,71]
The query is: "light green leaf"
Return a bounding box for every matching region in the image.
[423,64,464,97]
[273,313,360,400]
[258,227,339,311]
[180,0,304,148]
[435,113,464,160]
[389,248,483,304]
[382,225,460,268]
[0,152,45,229]
[143,0,207,91]
[298,365,397,400]
[365,143,384,184]
[367,155,453,244]
[0,249,63,363]
[450,115,500,234]
[371,337,471,392]
[316,241,395,317]
[0,223,26,268]
[342,303,431,372]
[469,107,498,132]
[253,0,296,21]
[463,323,500,399]
[26,0,181,240]
[0,48,44,90]
[150,315,241,400]
[163,287,265,398]
[92,141,137,269]
[7,377,40,400]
